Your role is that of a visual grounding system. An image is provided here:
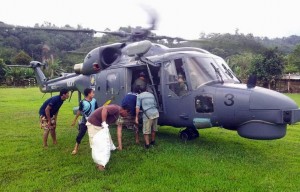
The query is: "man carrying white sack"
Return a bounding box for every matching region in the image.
[86,104,130,171]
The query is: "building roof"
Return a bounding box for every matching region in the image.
[281,74,300,80]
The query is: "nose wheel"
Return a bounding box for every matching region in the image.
[179,127,199,142]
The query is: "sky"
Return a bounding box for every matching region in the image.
[1,0,299,40]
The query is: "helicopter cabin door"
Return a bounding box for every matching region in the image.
[97,68,125,106]
[161,58,194,127]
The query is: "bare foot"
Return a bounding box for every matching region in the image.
[117,146,122,151]
[71,149,77,155]
[96,164,105,171]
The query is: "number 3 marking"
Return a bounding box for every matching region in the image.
[224,94,234,106]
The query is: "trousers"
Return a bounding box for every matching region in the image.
[76,123,87,144]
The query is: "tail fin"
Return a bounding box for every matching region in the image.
[9,61,47,91]
[9,61,79,93]
[29,61,47,87]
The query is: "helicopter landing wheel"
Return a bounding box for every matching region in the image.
[179,131,189,143]
[179,127,199,142]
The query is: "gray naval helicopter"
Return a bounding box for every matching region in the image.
[9,21,300,141]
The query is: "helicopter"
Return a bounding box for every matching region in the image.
[6,14,300,141]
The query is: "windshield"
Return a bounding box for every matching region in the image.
[213,57,240,82]
[185,57,240,90]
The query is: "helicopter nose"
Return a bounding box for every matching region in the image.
[249,87,298,110]
[237,87,300,140]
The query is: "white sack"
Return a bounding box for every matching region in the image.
[92,127,112,167]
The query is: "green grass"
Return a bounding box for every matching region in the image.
[0,88,299,192]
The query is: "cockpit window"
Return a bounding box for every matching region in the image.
[164,59,189,97]
[185,57,240,90]
[214,57,240,82]
[185,57,219,90]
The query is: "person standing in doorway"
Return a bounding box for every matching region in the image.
[133,72,147,92]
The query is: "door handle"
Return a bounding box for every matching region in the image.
[179,114,189,120]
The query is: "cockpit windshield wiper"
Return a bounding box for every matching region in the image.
[221,63,234,78]
[210,62,224,83]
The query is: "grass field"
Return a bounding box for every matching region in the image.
[0,87,299,192]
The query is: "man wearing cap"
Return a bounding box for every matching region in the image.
[133,71,147,92]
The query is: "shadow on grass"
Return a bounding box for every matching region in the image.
[156,126,271,161]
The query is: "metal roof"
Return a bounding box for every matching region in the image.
[281,74,300,80]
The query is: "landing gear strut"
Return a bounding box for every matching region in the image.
[179,127,199,142]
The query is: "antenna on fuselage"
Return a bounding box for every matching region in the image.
[247,74,257,88]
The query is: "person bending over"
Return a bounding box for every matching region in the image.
[39,89,69,147]
[86,104,130,170]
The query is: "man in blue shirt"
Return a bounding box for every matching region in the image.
[71,88,98,155]
[135,86,159,149]
[39,89,69,147]
[115,87,139,150]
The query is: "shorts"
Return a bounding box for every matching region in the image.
[116,115,135,126]
[143,118,158,134]
[116,115,138,132]
[40,115,56,130]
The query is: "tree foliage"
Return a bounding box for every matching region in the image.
[13,51,31,65]
[0,22,93,68]
[43,59,64,78]
[0,47,17,64]
[250,48,285,88]
[286,44,300,73]
[0,58,6,82]
[228,52,258,81]
[257,35,300,54]
[182,33,267,58]
[4,67,35,86]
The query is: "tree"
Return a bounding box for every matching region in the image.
[286,44,300,73]
[210,48,227,58]
[3,36,21,49]
[228,52,257,81]
[43,58,64,78]
[0,47,18,64]
[182,32,266,58]
[250,48,284,89]
[13,51,31,65]
[0,58,6,83]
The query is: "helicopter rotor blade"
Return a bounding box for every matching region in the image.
[149,35,188,42]
[182,39,211,44]
[6,65,32,68]
[7,61,46,68]
[98,31,130,38]
[0,25,96,34]
[141,6,158,31]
